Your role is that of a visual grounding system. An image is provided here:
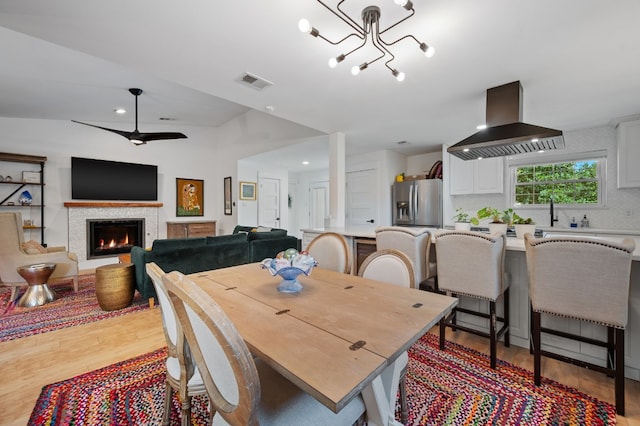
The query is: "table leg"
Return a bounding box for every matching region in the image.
[361,351,407,426]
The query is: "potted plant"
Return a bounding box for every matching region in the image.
[513,213,536,239]
[453,208,472,231]
[475,206,513,234]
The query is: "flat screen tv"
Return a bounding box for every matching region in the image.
[71,157,158,201]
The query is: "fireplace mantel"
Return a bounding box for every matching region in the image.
[64,201,163,208]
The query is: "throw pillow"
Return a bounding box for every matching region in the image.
[256,226,272,232]
[22,240,47,254]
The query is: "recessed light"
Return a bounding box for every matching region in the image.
[302,161,309,165]
[476,124,487,130]
[114,108,126,114]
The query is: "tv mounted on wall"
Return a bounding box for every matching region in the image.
[71,157,158,201]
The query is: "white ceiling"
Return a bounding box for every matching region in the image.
[1,0,639,172]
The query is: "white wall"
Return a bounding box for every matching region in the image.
[406,151,442,176]
[0,110,321,268]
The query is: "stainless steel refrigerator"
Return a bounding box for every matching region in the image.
[392,179,442,227]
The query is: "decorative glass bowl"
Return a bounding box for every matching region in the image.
[261,249,317,294]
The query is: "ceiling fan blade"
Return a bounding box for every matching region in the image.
[136,132,188,142]
[72,88,188,143]
[71,120,133,140]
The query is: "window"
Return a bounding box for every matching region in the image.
[510,151,605,207]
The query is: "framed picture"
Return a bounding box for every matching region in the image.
[176,178,204,216]
[224,176,232,215]
[239,181,256,200]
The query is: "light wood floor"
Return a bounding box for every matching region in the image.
[1,305,638,425]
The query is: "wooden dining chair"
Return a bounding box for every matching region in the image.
[434,230,510,369]
[358,248,414,425]
[374,226,434,289]
[524,234,635,415]
[162,270,366,425]
[306,232,351,274]
[146,263,206,426]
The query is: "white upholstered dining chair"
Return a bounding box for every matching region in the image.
[162,270,366,425]
[434,230,510,369]
[306,232,351,274]
[524,233,635,415]
[374,226,435,289]
[358,248,414,425]
[146,263,206,426]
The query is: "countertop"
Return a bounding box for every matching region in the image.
[301,226,640,260]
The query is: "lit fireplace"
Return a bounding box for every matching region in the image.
[87,219,144,259]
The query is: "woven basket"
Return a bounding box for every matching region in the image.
[95,263,135,311]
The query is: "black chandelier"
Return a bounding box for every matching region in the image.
[298,0,435,81]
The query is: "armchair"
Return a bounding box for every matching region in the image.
[0,212,78,300]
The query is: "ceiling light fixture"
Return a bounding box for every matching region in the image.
[299,0,434,81]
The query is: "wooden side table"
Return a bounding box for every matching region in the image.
[95,263,135,311]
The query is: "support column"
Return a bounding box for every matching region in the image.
[328,132,346,228]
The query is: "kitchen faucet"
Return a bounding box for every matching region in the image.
[550,198,559,227]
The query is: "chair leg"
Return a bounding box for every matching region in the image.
[489,301,497,369]
[163,381,173,426]
[72,275,79,292]
[439,317,446,350]
[503,288,510,347]
[399,366,408,425]
[615,327,625,416]
[532,310,542,386]
[181,396,192,426]
[607,326,615,371]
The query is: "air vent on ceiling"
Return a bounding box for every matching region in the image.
[237,72,273,90]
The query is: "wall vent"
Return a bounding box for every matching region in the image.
[237,72,273,90]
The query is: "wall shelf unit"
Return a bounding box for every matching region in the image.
[0,152,47,245]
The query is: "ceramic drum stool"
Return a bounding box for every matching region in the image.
[95,263,135,311]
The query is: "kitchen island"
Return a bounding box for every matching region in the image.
[301,226,640,381]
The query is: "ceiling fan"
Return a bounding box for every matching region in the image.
[72,88,187,145]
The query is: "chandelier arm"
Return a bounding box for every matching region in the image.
[367,22,390,68]
[335,0,366,34]
[318,32,363,45]
[379,33,423,48]
[316,0,364,35]
[342,36,369,59]
[379,8,415,36]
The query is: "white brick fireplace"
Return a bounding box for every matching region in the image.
[65,201,161,268]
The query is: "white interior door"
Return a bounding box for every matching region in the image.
[258,177,280,228]
[347,169,378,227]
[309,182,328,228]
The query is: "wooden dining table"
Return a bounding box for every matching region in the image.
[188,263,458,426]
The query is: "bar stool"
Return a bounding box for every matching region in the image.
[524,233,635,415]
[374,226,434,289]
[435,230,510,369]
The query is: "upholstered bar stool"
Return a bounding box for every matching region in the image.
[524,233,634,415]
[435,230,510,369]
[374,226,435,289]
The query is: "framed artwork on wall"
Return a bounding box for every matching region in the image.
[239,181,256,200]
[224,176,232,215]
[176,178,204,216]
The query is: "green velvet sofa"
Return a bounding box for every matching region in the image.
[130,226,300,301]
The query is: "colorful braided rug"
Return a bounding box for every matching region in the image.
[0,275,149,342]
[28,333,616,425]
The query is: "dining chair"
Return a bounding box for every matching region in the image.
[524,233,635,415]
[374,226,435,289]
[434,230,510,369]
[306,232,351,274]
[358,248,414,425]
[146,263,206,426]
[162,270,366,425]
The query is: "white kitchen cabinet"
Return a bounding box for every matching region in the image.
[449,154,504,195]
[617,119,640,188]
